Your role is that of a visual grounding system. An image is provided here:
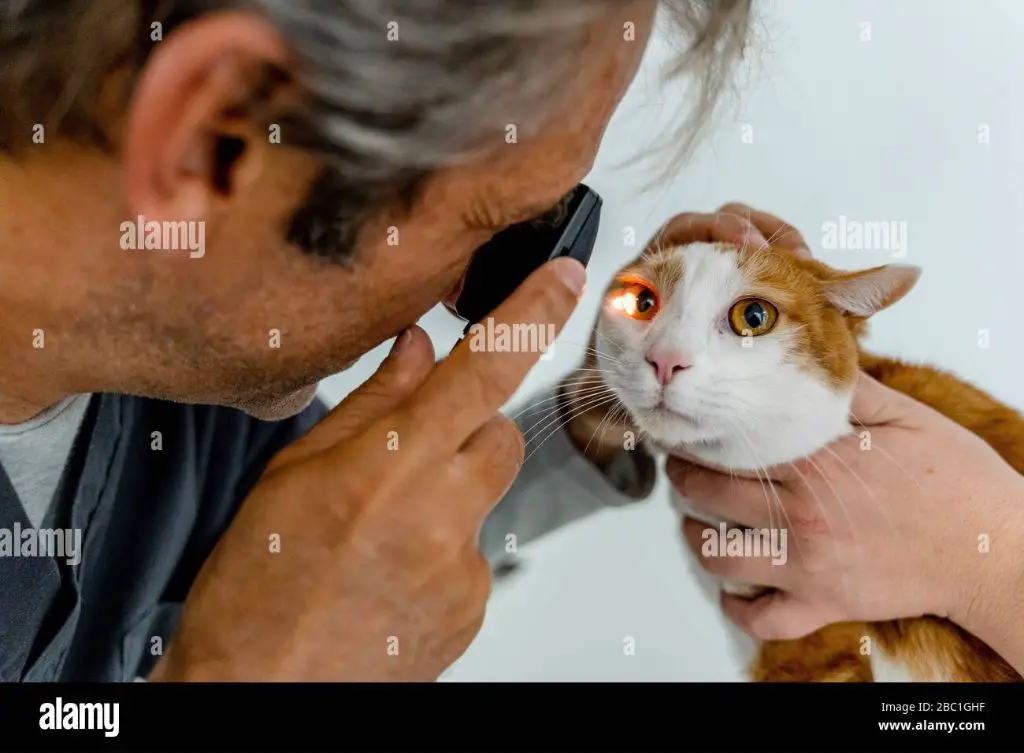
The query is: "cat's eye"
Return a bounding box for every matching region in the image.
[728,297,778,336]
[609,282,659,321]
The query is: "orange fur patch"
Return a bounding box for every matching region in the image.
[735,245,860,390]
[641,244,685,299]
[754,622,872,682]
[604,245,685,305]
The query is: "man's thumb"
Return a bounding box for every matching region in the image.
[848,370,909,428]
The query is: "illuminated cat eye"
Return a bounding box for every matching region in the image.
[728,297,779,336]
[609,281,659,321]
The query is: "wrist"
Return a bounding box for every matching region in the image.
[949,474,1024,674]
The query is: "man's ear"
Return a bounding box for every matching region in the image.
[822,263,922,317]
[123,11,294,224]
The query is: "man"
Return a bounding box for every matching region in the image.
[2,0,1022,684]
[0,0,753,682]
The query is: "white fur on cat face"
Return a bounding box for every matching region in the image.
[596,243,854,472]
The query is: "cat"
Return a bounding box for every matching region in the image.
[561,227,1023,682]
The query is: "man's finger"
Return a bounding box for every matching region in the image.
[847,370,909,429]
[303,326,436,454]
[454,413,525,522]
[401,256,584,457]
[667,458,779,527]
[720,589,839,641]
[654,211,767,249]
[681,517,791,589]
[715,203,811,258]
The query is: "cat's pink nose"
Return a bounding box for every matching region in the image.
[646,350,692,386]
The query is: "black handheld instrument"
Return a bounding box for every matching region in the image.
[452,183,602,334]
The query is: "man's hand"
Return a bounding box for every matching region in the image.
[151,257,586,681]
[653,201,812,259]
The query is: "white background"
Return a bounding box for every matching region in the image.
[317,0,1024,681]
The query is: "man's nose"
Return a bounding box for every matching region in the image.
[646,349,693,386]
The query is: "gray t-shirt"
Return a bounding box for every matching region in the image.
[0,386,648,682]
[0,394,92,527]
[0,392,330,682]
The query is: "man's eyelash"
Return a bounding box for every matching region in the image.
[461,192,573,231]
[527,193,573,228]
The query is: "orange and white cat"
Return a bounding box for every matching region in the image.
[564,228,1022,682]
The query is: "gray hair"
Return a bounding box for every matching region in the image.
[258,0,753,182]
[0,0,754,259]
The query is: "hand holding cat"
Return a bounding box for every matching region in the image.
[654,202,813,259]
[672,370,1024,673]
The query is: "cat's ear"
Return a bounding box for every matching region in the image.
[822,263,921,317]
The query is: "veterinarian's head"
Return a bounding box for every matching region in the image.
[0,0,751,420]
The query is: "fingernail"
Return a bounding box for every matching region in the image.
[793,244,812,259]
[550,257,586,296]
[742,230,768,249]
[388,329,412,357]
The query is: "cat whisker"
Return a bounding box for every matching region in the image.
[697,398,757,414]
[556,377,612,387]
[720,207,784,254]
[782,460,839,543]
[556,370,611,384]
[622,403,650,448]
[706,373,776,386]
[675,391,761,416]
[582,395,629,459]
[801,456,857,542]
[586,347,625,365]
[516,386,619,435]
[754,223,803,254]
[609,403,639,449]
[522,395,622,465]
[725,418,805,561]
[555,377,610,388]
[642,230,671,261]
[818,444,873,498]
[848,431,926,494]
[729,430,776,533]
[507,383,614,423]
[593,328,625,356]
[846,408,869,431]
[520,389,619,445]
[550,338,624,364]
[816,444,898,539]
